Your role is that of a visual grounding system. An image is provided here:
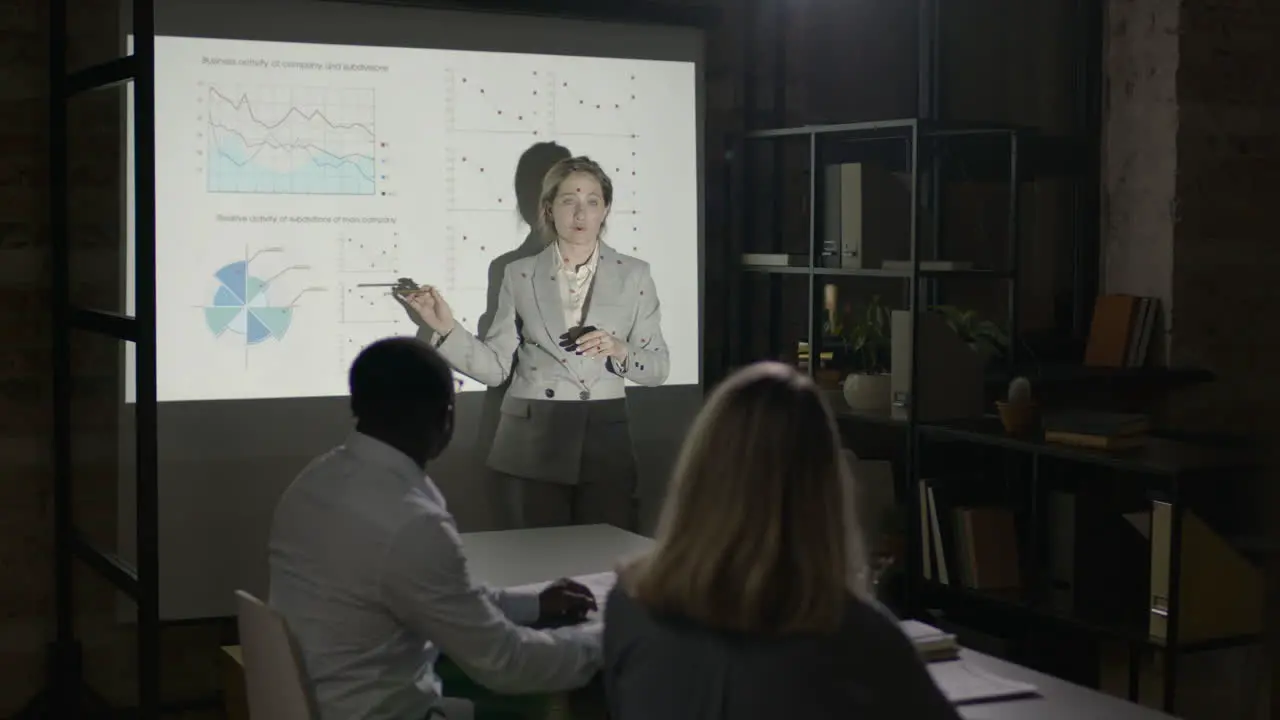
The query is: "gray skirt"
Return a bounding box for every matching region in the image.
[487,396,635,486]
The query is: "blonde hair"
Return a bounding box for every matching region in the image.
[621,362,870,634]
[535,156,613,245]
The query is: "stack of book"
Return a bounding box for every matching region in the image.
[899,619,960,662]
[1042,411,1149,450]
[1083,293,1160,368]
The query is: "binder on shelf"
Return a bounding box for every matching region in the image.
[889,310,984,423]
[1123,502,1263,644]
[741,253,809,267]
[822,163,909,269]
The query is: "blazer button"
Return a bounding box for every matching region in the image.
[579,390,590,401]
[545,388,555,398]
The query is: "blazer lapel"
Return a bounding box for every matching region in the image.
[532,243,569,345]
[584,241,624,328]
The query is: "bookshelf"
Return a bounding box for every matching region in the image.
[723,117,1261,715]
[724,116,1024,608]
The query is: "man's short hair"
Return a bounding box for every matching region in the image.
[348,337,454,427]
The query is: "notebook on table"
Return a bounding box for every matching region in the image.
[899,619,960,662]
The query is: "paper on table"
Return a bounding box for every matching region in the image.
[506,571,619,620]
[927,659,1038,705]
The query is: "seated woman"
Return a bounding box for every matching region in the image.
[603,362,960,720]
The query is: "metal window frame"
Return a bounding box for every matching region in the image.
[39,0,159,716]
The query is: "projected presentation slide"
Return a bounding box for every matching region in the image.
[136,35,699,402]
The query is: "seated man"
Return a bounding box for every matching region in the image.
[269,337,601,720]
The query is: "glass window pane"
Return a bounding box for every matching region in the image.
[74,557,139,709]
[67,81,133,315]
[70,329,134,560]
[69,327,140,709]
[66,0,132,75]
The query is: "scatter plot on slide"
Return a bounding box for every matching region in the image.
[203,84,378,196]
[549,72,638,137]
[444,69,545,134]
[444,222,508,295]
[443,138,527,212]
[340,283,405,324]
[552,133,640,211]
[339,230,401,273]
[602,212,641,254]
[439,287,489,335]
[339,324,407,369]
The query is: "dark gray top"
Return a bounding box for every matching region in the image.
[603,585,962,720]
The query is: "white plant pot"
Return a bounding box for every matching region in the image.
[842,373,892,411]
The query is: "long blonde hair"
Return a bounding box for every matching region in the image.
[621,362,869,634]
[535,156,613,245]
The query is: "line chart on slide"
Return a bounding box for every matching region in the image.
[200,246,325,365]
[202,83,378,196]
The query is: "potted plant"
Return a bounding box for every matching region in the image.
[841,295,892,410]
[996,375,1037,435]
[931,305,1009,366]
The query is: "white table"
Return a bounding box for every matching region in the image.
[460,524,1174,720]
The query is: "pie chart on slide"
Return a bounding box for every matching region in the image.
[203,259,295,344]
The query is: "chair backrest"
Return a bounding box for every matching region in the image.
[235,590,319,720]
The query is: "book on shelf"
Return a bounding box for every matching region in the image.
[918,479,1020,591]
[1083,293,1160,368]
[899,619,960,662]
[880,259,974,272]
[1042,410,1150,450]
[741,253,809,267]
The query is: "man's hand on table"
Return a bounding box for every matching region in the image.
[537,578,598,625]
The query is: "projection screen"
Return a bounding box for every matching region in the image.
[119,0,704,620]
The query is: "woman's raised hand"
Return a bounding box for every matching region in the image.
[404,286,456,335]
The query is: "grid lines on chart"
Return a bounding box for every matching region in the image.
[204,83,377,196]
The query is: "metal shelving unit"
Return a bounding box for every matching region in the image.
[724,116,1023,636]
[722,119,1253,716]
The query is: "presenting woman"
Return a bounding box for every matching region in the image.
[405,156,670,530]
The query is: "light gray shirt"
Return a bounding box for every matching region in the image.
[268,432,602,720]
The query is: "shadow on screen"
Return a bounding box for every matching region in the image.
[473,141,572,526]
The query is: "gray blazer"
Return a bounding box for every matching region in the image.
[436,241,670,481]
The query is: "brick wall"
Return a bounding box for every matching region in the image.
[1175,0,1280,715]
[1102,0,1178,364]
[1104,0,1280,717]
[0,0,55,712]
